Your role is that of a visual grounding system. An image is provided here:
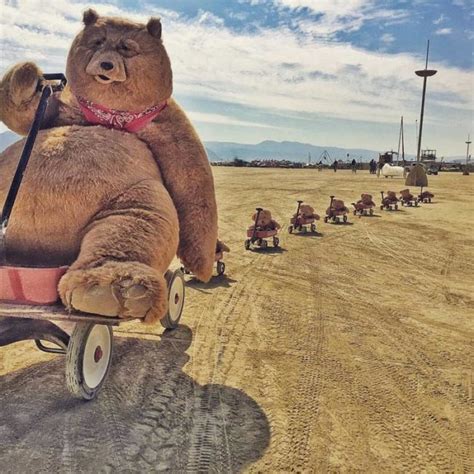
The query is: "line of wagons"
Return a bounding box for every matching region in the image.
[244,187,434,249]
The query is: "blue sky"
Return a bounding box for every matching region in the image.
[1,0,473,155]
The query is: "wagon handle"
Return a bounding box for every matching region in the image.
[36,73,67,93]
[252,207,263,241]
[295,200,303,219]
[0,73,67,264]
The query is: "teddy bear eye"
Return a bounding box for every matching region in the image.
[94,38,105,47]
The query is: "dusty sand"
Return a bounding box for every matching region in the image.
[0,169,473,472]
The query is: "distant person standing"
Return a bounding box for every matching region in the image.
[369,159,377,174]
[351,158,357,173]
[333,160,338,172]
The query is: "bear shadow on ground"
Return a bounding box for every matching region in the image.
[0,326,270,472]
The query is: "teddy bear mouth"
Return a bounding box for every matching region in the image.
[95,74,114,84]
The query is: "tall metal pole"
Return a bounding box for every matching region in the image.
[401,116,405,162]
[415,40,437,162]
[466,135,471,164]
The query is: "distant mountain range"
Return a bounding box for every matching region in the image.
[204,140,393,163]
[0,131,465,163]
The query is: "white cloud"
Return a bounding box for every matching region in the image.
[433,14,446,25]
[187,111,279,129]
[271,0,409,38]
[381,33,395,44]
[435,28,452,35]
[0,0,472,141]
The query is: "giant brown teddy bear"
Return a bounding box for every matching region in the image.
[0,10,218,323]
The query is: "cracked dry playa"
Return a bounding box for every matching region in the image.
[0,169,473,472]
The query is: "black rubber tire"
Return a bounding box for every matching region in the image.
[244,239,251,250]
[311,224,316,232]
[66,323,113,401]
[273,236,280,247]
[288,225,293,234]
[217,261,225,276]
[343,215,348,223]
[161,270,186,329]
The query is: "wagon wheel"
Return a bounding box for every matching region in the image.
[66,322,113,400]
[428,198,431,203]
[273,236,280,247]
[343,215,348,223]
[244,239,251,250]
[216,261,226,276]
[161,269,186,330]
[395,204,398,210]
[288,225,293,234]
[369,208,374,216]
[261,239,268,248]
[324,216,328,223]
[310,223,316,232]
[336,217,340,224]
[380,205,384,211]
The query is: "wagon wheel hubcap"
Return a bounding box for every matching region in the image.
[83,325,111,389]
[94,346,103,363]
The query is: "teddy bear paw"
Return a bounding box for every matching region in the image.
[58,262,168,322]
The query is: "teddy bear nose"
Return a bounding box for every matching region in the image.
[100,61,114,71]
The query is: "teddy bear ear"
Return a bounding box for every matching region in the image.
[147,17,162,38]
[251,213,256,220]
[83,8,99,26]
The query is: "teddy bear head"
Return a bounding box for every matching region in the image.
[400,189,411,198]
[387,191,397,199]
[252,209,273,227]
[361,194,373,204]
[299,204,314,217]
[66,9,172,112]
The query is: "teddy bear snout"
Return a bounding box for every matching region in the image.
[86,51,127,83]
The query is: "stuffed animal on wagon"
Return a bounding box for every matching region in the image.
[0,10,217,323]
[418,187,434,203]
[324,197,349,224]
[380,191,399,211]
[399,188,419,207]
[245,209,280,250]
[352,193,376,216]
[289,203,320,233]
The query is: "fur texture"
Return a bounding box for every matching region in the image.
[0,10,217,320]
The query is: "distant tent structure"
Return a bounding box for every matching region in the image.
[318,150,331,163]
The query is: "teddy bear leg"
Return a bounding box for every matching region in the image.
[58,181,179,323]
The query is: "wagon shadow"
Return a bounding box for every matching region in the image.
[251,246,287,254]
[292,231,324,238]
[186,275,238,292]
[0,326,270,472]
[355,214,382,219]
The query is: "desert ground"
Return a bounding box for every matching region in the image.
[0,168,473,472]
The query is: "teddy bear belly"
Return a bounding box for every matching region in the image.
[0,125,161,266]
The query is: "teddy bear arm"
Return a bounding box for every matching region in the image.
[271,219,281,229]
[139,120,218,282]
[0,62,61,135]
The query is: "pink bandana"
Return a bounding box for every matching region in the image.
[77,97,167,133]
